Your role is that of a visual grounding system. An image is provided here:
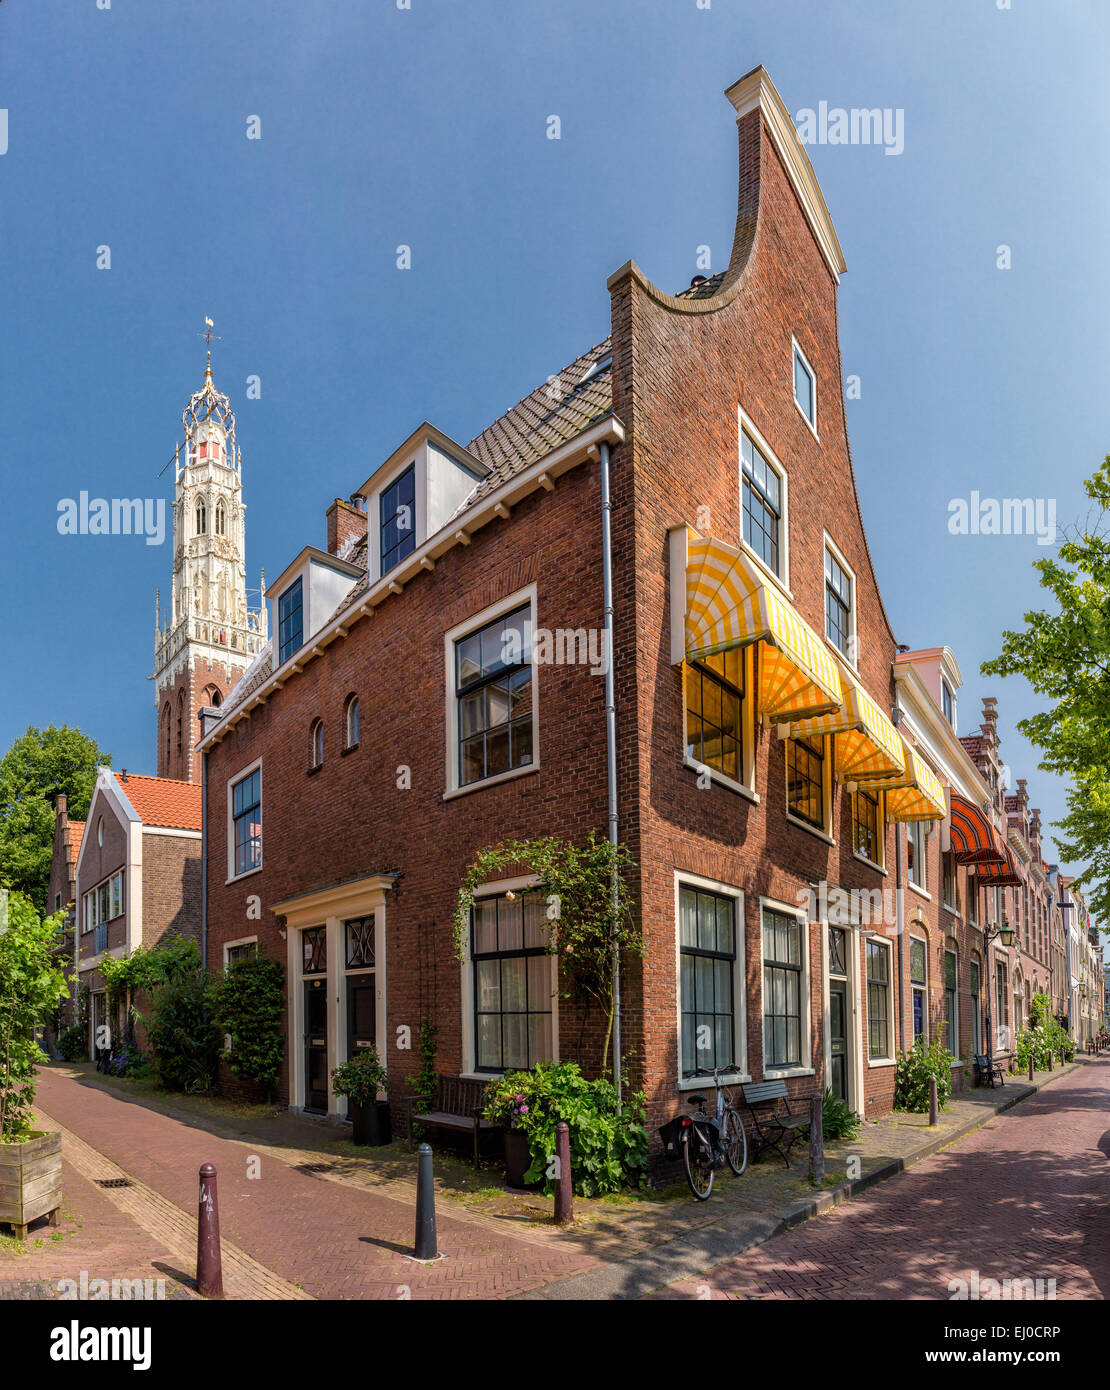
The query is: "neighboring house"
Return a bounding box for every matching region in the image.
[199,65,962,1137]
[44,794,85,1053]
[75,768,202,1056]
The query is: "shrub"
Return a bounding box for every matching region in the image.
[894,1035,955,1113]
[821,1087,861,1140]
[1015,993,1076,1069]
[211,951,285,1097]
[57,1022,88,1063]
[145,972,221,1092]
[0,895,69,1141]
[331,1047,388,1105]
[483,1061,648,1197]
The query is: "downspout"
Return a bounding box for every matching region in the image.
[600,438,621,1102]
[201,739,208,976]
[891,705,906,1053]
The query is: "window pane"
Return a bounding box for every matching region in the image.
[523,895,546,949]
[473,899,498,955]
[497,897,523,953]
[475,959,500,1011]
[502,1013,528,1070]
[476,1014,500,1071]
[501,957,526,1011]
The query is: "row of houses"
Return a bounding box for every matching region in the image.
[50,67,1102,1147]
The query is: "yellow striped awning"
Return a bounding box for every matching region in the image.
[684,531,842,722]
[859,739,946,823]
[786,674,905,782]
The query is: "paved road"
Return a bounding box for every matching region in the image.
[651,1059,1110,1300]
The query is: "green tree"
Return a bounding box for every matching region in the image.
[0,893,69,1141]
[0,726,111,911]
[982,458,1110,923]
[211,951,285,1099]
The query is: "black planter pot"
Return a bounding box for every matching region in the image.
[349,1098,392,1147]
[503,1127,533,1188]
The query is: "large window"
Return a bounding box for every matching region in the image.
[854,789,881,864]
[471,892,553,1072]
[83,871,123,932]
[970,959,982,1052]
[686,648,745,785]
[996,961,1009,1042]
[908,821,927,891]
[942,852,960,913]
[231,767,262,877]
[867,939,892,1060]
[763,908,804,1069]
[793,340,816,430]
[910,937,928,1043]
[740,430,782,577]
[380,463,416,576]
[679,885,737,1078]
[455,603,533,787]
[786,735,825,829]
[824,547,853,658]
[277,579,303,665]
[945,950,958,1055]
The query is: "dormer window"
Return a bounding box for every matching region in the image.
[278,578,304,665]
[380,464,416,577]
[941,678,956,729]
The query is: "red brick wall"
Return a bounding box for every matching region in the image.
[326,498,368,557]
[140,831,202,950]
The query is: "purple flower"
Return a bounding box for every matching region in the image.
[519,1103,529,1114]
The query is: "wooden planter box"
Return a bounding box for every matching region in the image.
[0,1131,62,1240]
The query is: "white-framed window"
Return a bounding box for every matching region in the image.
[908,821,928,892]
[941,678,956,729]
[738,413,789,585]
[910,936,928,1043]
[676,875,746,1082]
[468,888,555,1073]
[345,694,360,749]
[944,948,958,1055]
[760,901,811,1073]
[97,816,104,848]
[444,587,538,796]
[823,537,856,662]
[792,337,817,435]
[227,760,262,880]
[853,788,884,869]
[685,646,754,795]
[866,936,894,1061]
[785,733,830,835]
[309,718,324,769]
[380,462,416,577]
[224,937,258,968]
[82,870,123,932]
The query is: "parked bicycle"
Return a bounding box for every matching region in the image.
[658,1064,748,1201]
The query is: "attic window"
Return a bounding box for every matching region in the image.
[380,463,416,577]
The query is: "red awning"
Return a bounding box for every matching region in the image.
[969,839,1024,887]
[949,793,1005,866]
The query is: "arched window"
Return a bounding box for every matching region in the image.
[196,498,207,535]
[215,501,227,537]
[176,689,186,767]
[310,718,324,769]
[345,695,360,748]
[161,701,172,770]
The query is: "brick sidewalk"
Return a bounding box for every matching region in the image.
[29,1068,597,1300]
[649,1057,1110,1300]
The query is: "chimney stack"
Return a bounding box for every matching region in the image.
[326,496,369,557]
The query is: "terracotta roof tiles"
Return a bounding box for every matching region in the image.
[116,773,202,831]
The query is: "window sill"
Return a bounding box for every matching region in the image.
[794,398,820,442]
[341,743,360,756]
[943,901,962,918]
[785,812,834,847]
[908,882,931,902]
[307,764,322,776]
[737,535,793,602]
[683,758,759,804]
[867,1057,897,1069]
[852,850,888,876]
[677,1072,751,1092]
[763,1065,815,1080]
[226,865,264,886]
[444,762,539,801]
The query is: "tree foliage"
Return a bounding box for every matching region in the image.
[145,971,221,1093]
[0,725,111,911]
[0,893,69,1141]
[211,951,285,1095]
[982,458,1110,923]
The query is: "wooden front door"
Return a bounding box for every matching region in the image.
[303,979,329,1113]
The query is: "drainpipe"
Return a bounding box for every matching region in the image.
[201,740,208,975]
[600,439,621,1102]
[891,705,906,1052]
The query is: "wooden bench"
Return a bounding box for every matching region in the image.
[405,1076,496,1168]
[741,1079,811,1168]
[973,1053,1004,1088]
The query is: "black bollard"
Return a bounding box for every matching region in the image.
[809,1092,824,1184]
[553,1121,573,1226]
[196,1163,223,1299]
[414,1142,437,1260]
[928,1075,938,1127]
[1028,1053,1034,1081]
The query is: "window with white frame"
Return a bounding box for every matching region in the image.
[230,767,262,877]
[908,821,927,891]
[941,678,956,729]
[309,718,324,769]
[793,340,816,430]
[945,949,958,1055]
[380,463,416,577]
[853,789,882,866]
[277,578,303,665]
[786,734,826,830]
[910,937,928,1043]
[470,891,553,1072]
[226,941,257,967]
[678,884,739,1078]
[345,694,360,748]
[452,600,534,789]
[686,647,746,786]
[82,871,123,932]
[942,852,960,913]
[824,546,853,658]
[867,937,893,1059]
[762,907,806,1069]
[740,429,784,578]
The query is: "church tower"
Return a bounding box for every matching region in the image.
[153,327,267,781]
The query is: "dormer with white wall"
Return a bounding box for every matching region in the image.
[897,646,962,734]
[268,546,365,670]
[354,423,489,581]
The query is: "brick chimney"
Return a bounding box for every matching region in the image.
[56,793,68,825]
[326,495,368,558]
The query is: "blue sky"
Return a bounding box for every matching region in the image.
[2,0,1107,872]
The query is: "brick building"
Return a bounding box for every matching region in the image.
[199,66,965,1138]
[44,794,85,1051]
[74,769,202,1056]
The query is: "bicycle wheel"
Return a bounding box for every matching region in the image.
[723,1108,748,1176]
[682,1130,715,1201]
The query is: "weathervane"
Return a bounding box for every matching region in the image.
[198,316,221,372]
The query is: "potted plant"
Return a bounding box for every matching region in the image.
[482,1075,536,1188]
[331,1048,391,1146]
[0,894,69,1240]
